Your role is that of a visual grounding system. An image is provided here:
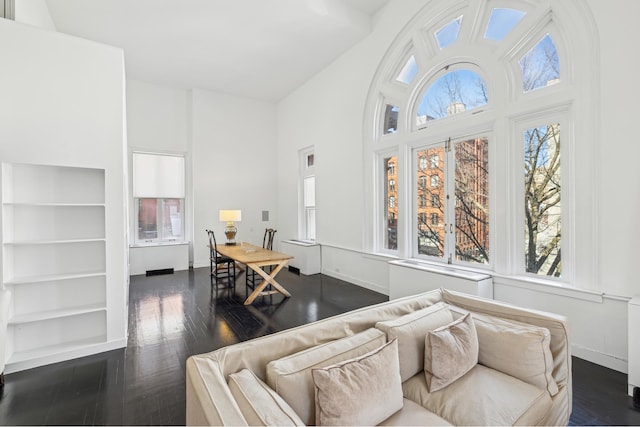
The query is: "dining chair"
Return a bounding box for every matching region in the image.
[246,228,277,291]
[206,229,236,288]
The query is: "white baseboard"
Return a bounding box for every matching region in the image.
[321,268,389,296]
[6,338,127,374]
[572,344,628,373]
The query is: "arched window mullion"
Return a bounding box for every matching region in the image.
[458,0,486,45]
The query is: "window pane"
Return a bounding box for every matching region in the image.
[384,156,398,250]
[524,124,561,277]
[396,55,418,84]
[417,147,445,257]
[519,34,560,92]
[306,208,316,241]
[484,8,526,41]
[304,176,315,207]
[383,104,399,135]
[161,199,183,239]
[416,69,488,125]
[454,138,489,264]
[138,198,158,240]
[435,15,462,49]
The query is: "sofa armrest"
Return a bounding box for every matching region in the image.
[186,355,248,426]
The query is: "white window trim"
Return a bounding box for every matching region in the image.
[129,149,190,248]
[299,146,316,242]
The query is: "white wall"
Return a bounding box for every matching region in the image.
[0,19,128,360]
[276,0,640,372]
[14,0,56,30]
[277,1,427,247]
[126,80,189,153]
[191,89,278,268]
[125,80,192,271]
[589,0,640,299]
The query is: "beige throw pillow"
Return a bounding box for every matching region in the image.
[375,301,454,382]
[266,328,387,425]
[312,339,404,426]
[472,312,559,395]
[228,369,305,426]
[425,313,478,392]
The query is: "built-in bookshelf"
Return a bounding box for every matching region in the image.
[2,163,107,368]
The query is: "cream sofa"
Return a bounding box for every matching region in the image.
[186,289,571,426]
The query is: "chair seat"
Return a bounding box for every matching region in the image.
[215,255,235,264]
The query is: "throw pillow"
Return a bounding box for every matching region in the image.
[375,301,454,381]
[227,369,305,426]
[266,328,387,425]
[424,313,478,392]
[312,339,404,426]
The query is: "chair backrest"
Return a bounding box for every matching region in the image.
[206,229,220,262]
[263,228,277,250]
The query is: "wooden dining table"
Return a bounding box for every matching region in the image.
[215,242,294,305]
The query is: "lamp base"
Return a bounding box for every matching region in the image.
[225,224,237,245]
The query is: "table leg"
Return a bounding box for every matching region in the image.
[244,260,291,305]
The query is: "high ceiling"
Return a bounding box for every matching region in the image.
[44,0,389,101]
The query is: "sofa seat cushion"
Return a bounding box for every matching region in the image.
[266,328,387,425]
[403,364,552,426]
[378,398,453,426]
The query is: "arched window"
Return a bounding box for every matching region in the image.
[364,0,599,289]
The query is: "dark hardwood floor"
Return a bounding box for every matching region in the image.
[0,267,638,425]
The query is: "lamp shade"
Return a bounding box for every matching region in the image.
[219,210,242,222]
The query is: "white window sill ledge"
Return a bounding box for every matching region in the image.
[130,241,189,248]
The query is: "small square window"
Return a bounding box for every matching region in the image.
[429,155,439,168]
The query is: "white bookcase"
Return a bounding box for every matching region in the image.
[2,163,108,368]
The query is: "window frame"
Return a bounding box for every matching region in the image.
[131,151,186,246]
[299,146,316,242]
[511,109,573,284]
[364,0,598,290]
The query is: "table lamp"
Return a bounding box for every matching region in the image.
[219,210,242,245]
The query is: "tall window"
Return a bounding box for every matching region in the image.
[366,0,597,287]
[415,139,489,265]
[300,147,316,241]
[133,152,185,244]
[524,123,561,277]
[383,156,398,250]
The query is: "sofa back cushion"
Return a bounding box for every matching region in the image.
[228,369,305,426]
[266,327,386,425]
[375,302,454,382]
[469,311,559,395]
